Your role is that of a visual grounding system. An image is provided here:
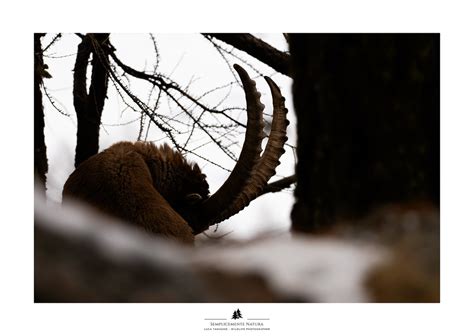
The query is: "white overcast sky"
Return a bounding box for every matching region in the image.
[42,33,296,240]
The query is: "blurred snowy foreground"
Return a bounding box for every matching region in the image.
[35,191,439,303]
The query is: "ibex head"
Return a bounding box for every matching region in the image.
[63,64,289,243]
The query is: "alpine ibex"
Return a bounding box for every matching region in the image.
[63,64,289,243]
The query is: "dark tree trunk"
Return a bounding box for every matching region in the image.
[73,33,110,168]
[34,33,48,194]
[289,34,440,232]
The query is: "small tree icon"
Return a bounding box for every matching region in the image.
[232,309,243,319]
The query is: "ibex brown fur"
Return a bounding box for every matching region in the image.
[63,65,289,243]
[63,142,209,243]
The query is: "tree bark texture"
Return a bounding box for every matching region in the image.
[34,33,48,194]
[289,34,440,232]
[73,33,110,168]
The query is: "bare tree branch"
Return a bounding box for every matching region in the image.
[42,33,62,53]
[106,45,244,162]
[42,86,71,117]
[109,50,244,125]
[261,174,296,195]
[203,33,291,77]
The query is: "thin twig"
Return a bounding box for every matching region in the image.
[43,33,62,53]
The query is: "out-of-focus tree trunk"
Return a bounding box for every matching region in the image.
[289,34,440,232]
[73,33,110,168]
[34,33,48,195]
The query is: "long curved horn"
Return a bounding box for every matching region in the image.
[209,75,289,224]
[195,64,266,233]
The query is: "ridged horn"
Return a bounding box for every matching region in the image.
[195,64,265,234]
[209,75,289,224]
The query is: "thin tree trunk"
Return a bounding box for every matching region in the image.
[34,33,48,195]
[73,33,110,168]
[289,34,440,232]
